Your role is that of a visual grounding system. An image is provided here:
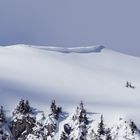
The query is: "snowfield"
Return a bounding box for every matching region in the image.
[0,44,140,139]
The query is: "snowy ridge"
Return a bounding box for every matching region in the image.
[0,44,140,139]
[1,44,105,53]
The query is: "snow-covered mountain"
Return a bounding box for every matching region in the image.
[0,44,140,139]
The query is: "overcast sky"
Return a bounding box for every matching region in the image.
[0,0,140,56]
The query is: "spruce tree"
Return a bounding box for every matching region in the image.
[39,100,62,138]
[97,115,105,136]
[50,100,62,120]
[70,102,89,140]
[129,121,138,134]
[0,106,13,139]
[78,101,88,124]
[11,99,35,140]
[13,99,32,116]
[0,106,5,123]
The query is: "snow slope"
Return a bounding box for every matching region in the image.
[0,44,140,127]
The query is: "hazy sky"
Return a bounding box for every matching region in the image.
[0,0,140,56]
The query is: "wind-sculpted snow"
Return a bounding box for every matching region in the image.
[0,44,140,131]
[30,45,105,53]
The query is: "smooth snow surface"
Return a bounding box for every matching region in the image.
[0,44,140,126]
